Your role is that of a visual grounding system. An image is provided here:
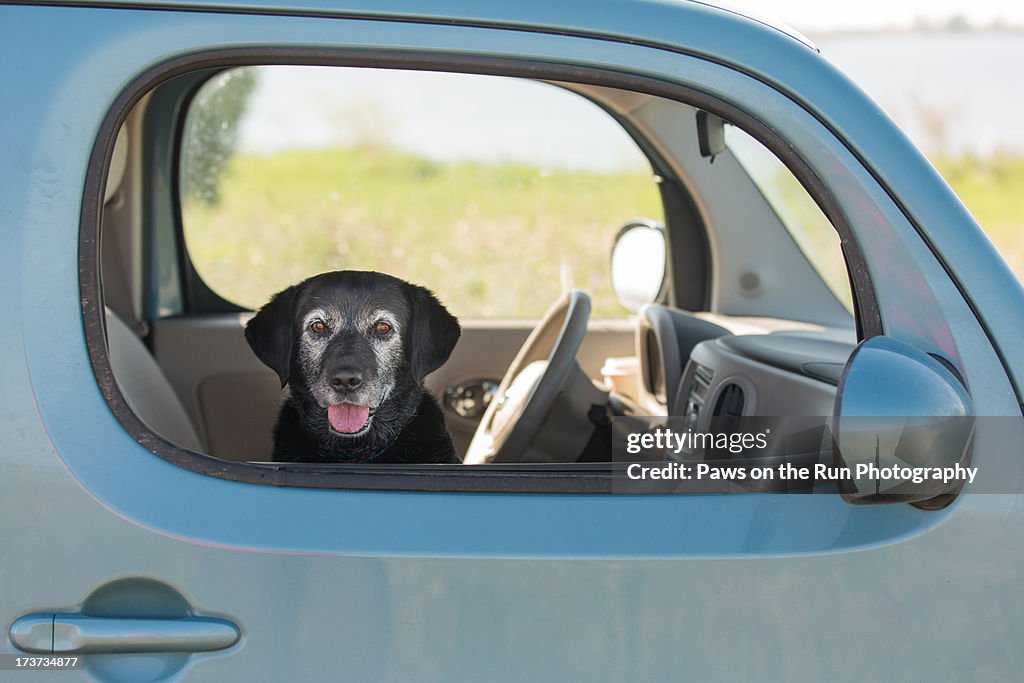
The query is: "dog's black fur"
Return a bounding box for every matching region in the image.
[244,271,461,463]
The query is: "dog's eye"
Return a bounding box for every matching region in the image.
[373,321,392,336]
[309,319,328,335]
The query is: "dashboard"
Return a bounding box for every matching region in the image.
[634,305,856,425]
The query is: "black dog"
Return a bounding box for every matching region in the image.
[244,271,461,464]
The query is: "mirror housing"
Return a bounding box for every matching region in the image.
[610,219,666,313]
[833,336,974,507]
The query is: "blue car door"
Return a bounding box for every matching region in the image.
[3,2,1023,681]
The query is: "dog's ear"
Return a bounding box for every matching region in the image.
[245,284,299,387]
[405,284,461,381]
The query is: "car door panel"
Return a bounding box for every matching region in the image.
[6,428,1023,680]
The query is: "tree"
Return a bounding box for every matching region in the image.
[181,69,257,205]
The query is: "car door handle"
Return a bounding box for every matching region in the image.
[9,613,240,654]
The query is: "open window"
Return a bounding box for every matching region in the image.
[94,57,869,491]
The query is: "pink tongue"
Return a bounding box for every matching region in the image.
[327,403,370,434]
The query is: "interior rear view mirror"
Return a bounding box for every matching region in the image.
[696,110,725,160]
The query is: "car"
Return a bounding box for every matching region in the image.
[3,0,1024,680]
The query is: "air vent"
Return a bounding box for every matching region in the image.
[694,363,714,386]
[713,384,745,417]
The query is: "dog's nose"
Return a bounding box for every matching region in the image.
[330,370,363,391]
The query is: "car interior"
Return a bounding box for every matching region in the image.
[95,63,859,480]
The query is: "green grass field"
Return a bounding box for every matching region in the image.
[183,146,664,317]
[933,154,1024,277]
[182,146,1023,318]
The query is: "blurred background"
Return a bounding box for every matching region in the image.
[771,0,1023,278]
[180,1,1023,317]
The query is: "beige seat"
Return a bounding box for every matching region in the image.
[105,309,204,452]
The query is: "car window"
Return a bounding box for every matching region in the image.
[179,66,664,318]
[725,125,854,312]
[96,54,867,488]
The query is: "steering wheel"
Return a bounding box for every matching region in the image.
[463,290,592,464]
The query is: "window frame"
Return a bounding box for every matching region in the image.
[83,47,879,492]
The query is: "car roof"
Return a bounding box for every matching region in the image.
[45,0,817,51]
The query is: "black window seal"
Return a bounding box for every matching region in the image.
[82,46,880,492]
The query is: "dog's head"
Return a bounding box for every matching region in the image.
[245,271,460,445]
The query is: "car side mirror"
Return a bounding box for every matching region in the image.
[833,336,974,507]
[610,219,666,313]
